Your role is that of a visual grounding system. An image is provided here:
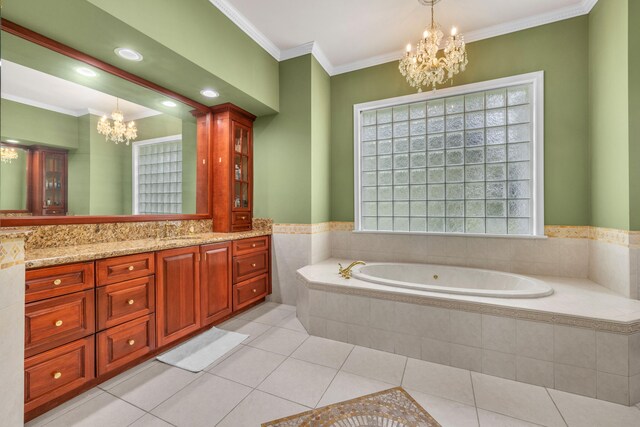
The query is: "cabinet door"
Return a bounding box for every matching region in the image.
[200,242,232,326]
[155,247,200,347]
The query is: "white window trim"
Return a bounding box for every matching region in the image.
[353,71,545,238]
[132,134,182,215]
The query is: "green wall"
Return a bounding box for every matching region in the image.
[311,57,332,223]
[329,16,590,225]
[589,0,630,230]
[1,99,79,149]
[254,56,313,223]
[629,0,640,231]
[0,148,28,210]
[67,115,91,215]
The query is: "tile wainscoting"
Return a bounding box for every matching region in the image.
[270,222,639,305]
[0,230,28,427]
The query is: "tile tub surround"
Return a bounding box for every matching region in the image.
[0,230,28,427]
[297,259,640,405]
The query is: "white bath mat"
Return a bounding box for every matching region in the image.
[156,327,248,372]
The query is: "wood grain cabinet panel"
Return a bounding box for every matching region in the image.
[96,314,155,376]
[25,262,94,303]
[24,336,94,414]
[232,236,269,256]
[200,242,232,326]
[155,247,201,347]
[96,253,154,286]
[233,251,268,283]
[233,274,268,311]
[96,277,155,330]
[25,290,95,358]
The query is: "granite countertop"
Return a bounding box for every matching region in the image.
[25,229,271,269]
[0,228,32,240]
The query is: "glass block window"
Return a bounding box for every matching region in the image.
[356,74,543,236]
[133,138,183,214]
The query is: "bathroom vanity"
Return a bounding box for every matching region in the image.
[23,234,271,419]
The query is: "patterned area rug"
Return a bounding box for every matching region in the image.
[262,387,441,427]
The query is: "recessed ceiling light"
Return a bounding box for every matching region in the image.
[200,89,219,98]
[6,139,20,143]
[76,67,97,77]
[162,100,177,107]
[114,47,143,61]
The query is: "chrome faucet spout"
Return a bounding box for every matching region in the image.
[338,261,366,279]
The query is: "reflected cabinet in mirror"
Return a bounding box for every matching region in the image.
[0,21,211,222]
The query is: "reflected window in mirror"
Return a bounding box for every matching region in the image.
[133,136,183,215]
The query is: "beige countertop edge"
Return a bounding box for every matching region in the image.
[25,230,271,269]
[0,228,32,240]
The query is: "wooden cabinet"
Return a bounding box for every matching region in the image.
[25,262,94,303]
[96,314,155,376]
[211,103,257,232]
[155,246,201,347]
[200,242,232,326]
[233,274,269,311]
[96,253,154,286]
[30,147,68,216]
[96,276,155,330]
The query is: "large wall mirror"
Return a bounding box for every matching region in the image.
[0,21,211,224]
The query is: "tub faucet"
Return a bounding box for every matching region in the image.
[338,261,366,279]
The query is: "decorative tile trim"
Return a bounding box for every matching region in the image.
[330,222,356,232]
[298,275,640,334]
[0,238,25,270]
[544,225,590,239]
[273,222,333,234]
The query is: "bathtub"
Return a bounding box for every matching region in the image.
[351,262,553,298]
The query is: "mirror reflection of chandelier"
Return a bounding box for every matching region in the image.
[399,0,468,92]
[97,98,138,145]
[1,146,19,164]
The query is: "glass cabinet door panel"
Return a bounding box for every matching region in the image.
[242,156,248,181]
[242,128,249,155]
[241,183,248,208]
[234,154,242,181]
[234,128,243,153]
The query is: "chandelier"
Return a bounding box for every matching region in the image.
[97,98,138,145]
[1,146,19,164]
[399,0,468,92]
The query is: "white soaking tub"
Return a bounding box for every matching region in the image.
[351,262,553,298]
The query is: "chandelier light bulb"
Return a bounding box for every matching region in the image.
[423,30,429,39]
[406,43,412,53]
[451,26,458,36]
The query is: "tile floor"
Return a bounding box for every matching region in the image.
[27,302,640,427]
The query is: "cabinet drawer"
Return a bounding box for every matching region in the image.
[97,276,155,330]
[97,314,155,376]
[25,336,95,413]
[233,274,268,311]
[25,290,95,358]
[96,253,154,286]
[233,251,268,283]
[25,262,94,303]
[232,236,269,256]
[232,211,251,225]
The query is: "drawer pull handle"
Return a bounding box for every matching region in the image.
[241,216,246,220]
[55,320,63,327]
[251,243,256,248]
[127,299,135,305]
[252,289,257,293]
[53,372,62,380]
[128,339,135,346]
[251,263,256,267]
[53,279,62,286]
[128,266,135,271]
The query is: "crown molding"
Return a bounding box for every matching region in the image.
[210,0,598,77]
[208,0,280,60]
[1,93,78,116]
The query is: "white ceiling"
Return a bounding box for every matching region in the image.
[212,0,597,75]
[0,61,160,119]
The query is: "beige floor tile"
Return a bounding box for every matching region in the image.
[276,313,308,333]
[291,336,354,369]
[45,392,145,427]
[128,413,174,427]
[407,388,479,427]
[217,390,309,427]
[216,318,272,344]
[151,374,251,427]
[202,343,245,371]
[402,358,475,406]
[471,372,565,427]
[317,371,396,407]
[258,358,337,407]
[548,388,640,427]
[25,388,104,427]
[341,346,407,385]
[477,409,543,426]
[98,360,158,391]
[209,345,286,387]
[108,362,202,411]
[247,326,309,356]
